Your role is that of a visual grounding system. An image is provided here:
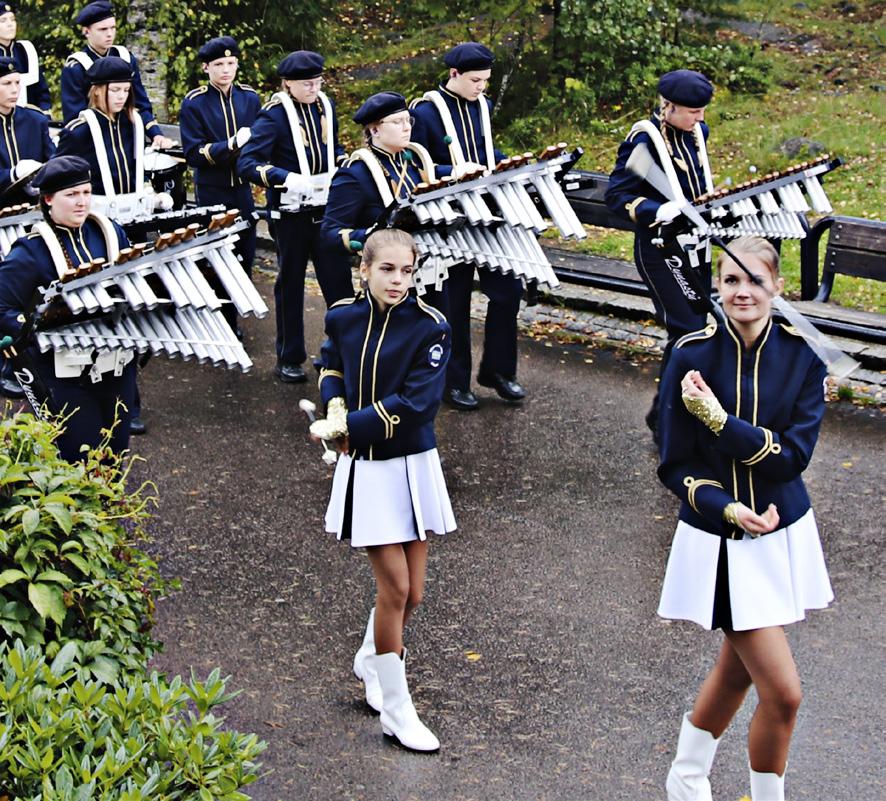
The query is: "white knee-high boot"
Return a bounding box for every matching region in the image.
[352,608,382,712]
[375,648,439,752]
[666,713,722,801]
[750,767,785,801]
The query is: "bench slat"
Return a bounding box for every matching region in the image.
[825,245,886,280]
[829,218,886,251]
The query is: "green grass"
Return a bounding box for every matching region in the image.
[323,2,885,313]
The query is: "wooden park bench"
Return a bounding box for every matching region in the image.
[795,216,886,345]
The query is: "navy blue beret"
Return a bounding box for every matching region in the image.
[32,156,92,194]
[0,4,15,16]
[86,56,132,85]
[75,1,114,26]
[352,92,407,125]
[0,57,17,75]
[198,36,239,64]
[658,69,713,107]
[444,42,494,72]
[277,50,324,80]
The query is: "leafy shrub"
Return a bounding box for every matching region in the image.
[0,639,266,801]
[0,412,175,683]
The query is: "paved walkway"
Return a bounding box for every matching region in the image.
[134,268,884,801]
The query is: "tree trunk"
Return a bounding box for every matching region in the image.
[126,0,167,122]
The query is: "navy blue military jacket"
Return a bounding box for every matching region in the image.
[238,94,345,207]
[320,145,452,254]
[0,216,129,341]
[0,105,56,192]
[658,318,827,538]
[56,111,140,195]
[60,45,160,136]
[410,85,505,167]
[179,82,261,190]
[0,40,51,112]
[318,291,450,461]
[605,112,710,236]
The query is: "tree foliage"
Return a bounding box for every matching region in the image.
[16,0,334,119]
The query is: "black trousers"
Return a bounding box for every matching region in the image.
[41,360,137,462]
[444,263,523,391]
[273,212,353,365]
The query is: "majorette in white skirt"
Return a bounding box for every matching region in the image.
[658,508,833,631]
[325,448,456,547]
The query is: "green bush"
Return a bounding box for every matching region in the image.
[0,412,175,684]
[0,639,266,801]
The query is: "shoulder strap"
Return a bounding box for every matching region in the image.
[476,94,496,171]
[81,109,116,196]
[87,211,121,263]
[68,51,93,71]
[629,120,686,203]
[130,110,144,188]
[15,41,39,105]
[421,90,465,167]
[32,222,72,280]
[318,91,336,174]
[347,148,394,206]
[273,90,311,176]
[694,123,714,194]
[406,142,436,184]
[110,45,132,63]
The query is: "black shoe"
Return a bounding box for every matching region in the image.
[0,375,24,398]
[477,372,525,403]
[274,362,307,383]
[129,417,147,435]
[444,387,479,411]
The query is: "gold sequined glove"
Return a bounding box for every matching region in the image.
[682,393,727,434]
[722,502,742,527]
[309,397,348,440]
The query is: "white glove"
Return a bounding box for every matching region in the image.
[283,171,313,193]
[12,159,43,181]
[153,192,175,211]
[452,161,486,179]
[309,397,348,440]
[228,127,252,149]
[655,200,683,223]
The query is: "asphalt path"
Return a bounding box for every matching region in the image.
[133,273,884,801]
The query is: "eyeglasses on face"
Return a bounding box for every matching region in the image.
[379,115,415,129]
[298,78,324,89]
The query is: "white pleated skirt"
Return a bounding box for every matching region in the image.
[324,448,456,548]
[658,508,833,631]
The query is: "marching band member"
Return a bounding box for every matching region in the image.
[61,1,173,150]
[0,3,51,114]
[410,42,524,411]
[312,228,454,752]
[656,237,833,801]
[0,55,54,399]
[605,69,715,439]
[0,155,137,461]
[320,92,451,308]
[238,50,351,384]
[56,57,173,217]
[179,35,261,330]
[56,56,170,435]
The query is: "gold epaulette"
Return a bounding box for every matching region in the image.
[675,322,717,349]
[779,323,803,337]
[237,83,258,94]
[64,117,86,130]
[185,86,208,100]
[408,97,426,109]
[330,295,358,308]
[262,97,281,111]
